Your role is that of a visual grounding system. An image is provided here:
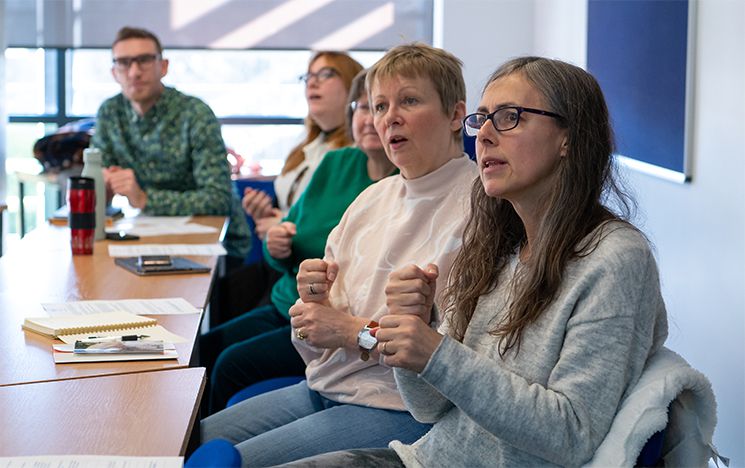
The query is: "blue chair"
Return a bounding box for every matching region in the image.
[186,376,305,467]
[185,438,241,468]
[226,375,306,407]
[635,429,665,467]
[232,177,276,265]
[463,130,476,161]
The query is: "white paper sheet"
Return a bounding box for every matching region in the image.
[42,297,200,316]
[0,456,183,468]
[107,215,218,237]
[58,324,187,344]
[108,243,227,257]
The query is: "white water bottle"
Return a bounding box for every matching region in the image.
[81,147,106,241]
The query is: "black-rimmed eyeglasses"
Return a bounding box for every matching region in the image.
[112,54,160,71]
[299,67,339,84]
[463,106,565,136]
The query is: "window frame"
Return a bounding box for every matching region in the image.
[7,47,306,127]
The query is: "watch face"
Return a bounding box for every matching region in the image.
[358,330,378,350]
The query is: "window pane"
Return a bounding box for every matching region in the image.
[4,122,57,235]
[168,50,383,118]
[4,48,50,115]
[222,124,306,176]
[5,122,52,162]
[166,50,311,118]
[67,49,119,116]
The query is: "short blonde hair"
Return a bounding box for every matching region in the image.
[366,43,465,143]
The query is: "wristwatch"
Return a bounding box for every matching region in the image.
[357,320,379,361]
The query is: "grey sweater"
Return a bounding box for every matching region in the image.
[390,223,669,467]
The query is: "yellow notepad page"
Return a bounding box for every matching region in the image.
[22,311,156,338]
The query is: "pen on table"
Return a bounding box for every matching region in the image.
[86,334,150,341]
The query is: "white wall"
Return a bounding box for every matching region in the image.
[441,0,745,465]
[0,0,7,200]
[1,0,7,257]
[438,0,534,111]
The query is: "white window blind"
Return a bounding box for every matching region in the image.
[5,0,433,50]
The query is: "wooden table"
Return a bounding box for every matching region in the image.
[0,216,225,307]
[0,216,225,387]
[0,367,205,456]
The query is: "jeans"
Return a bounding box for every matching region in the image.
[200,382,431,467]
[277,448,404,467]
[200,304,305,414]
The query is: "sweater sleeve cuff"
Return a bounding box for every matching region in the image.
[419,334,463,386]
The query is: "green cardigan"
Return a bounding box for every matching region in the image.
[264,146,395,318]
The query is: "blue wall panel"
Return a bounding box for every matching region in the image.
[587,0,690,177]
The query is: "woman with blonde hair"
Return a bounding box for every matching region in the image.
[201,43,478,466]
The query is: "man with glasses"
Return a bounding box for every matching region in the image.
[92,26,249,263]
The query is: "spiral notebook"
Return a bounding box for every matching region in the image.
[22,311,157,339]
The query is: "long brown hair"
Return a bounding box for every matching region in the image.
[281,51,363,175]
[444,57,635,356]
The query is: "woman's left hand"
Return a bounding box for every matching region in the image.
[289,301,366,349]
[266,222,296,259]
[375,314,443,373]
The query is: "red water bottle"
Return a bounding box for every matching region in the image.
[68,176,96,255]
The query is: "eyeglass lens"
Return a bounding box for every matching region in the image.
[300,67,338,84]
[113,54,159,70]
[351,101,371,114]
[464,108,521,136]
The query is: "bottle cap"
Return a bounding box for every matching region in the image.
[83,146,102,163]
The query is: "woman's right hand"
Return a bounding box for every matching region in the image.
[385,263,439,323]
[266,222,297,259]
[242,188,274,220]
[297,258,339,304]
[254,209,283,240]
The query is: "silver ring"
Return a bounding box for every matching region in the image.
[309,284,317,295]
[381,341,388,355]
[296,329,306,340]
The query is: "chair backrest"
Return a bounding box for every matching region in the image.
[635,429,665,467]
[232,177,277,265]
[185,438,241,468]
[463,129,476,161]
[585,347,718,467]
[227,375,305,407]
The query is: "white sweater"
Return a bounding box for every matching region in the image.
[292,155,478,410]
[274,134,331,213]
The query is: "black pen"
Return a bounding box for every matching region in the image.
[86,334,150,341]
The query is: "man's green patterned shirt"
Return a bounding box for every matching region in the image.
[91,87,249,258]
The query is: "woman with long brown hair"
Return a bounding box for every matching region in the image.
[242,51,364,237]
[216,52,363,322]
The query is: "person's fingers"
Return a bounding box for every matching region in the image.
[326,261,339,282]
[299,258,329,274]
[424,263,439,282]
[282,222,297,236]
